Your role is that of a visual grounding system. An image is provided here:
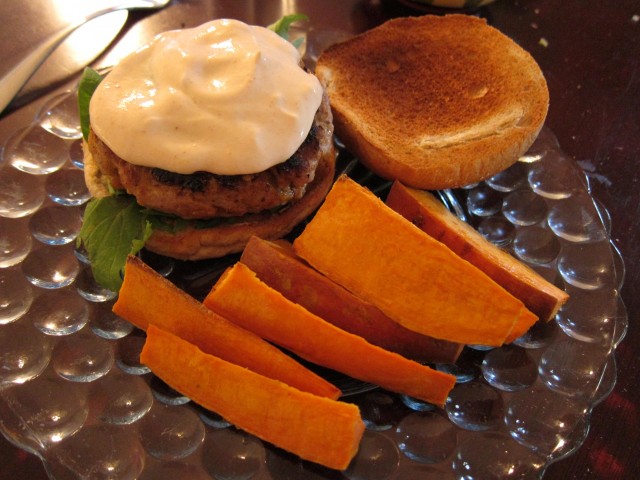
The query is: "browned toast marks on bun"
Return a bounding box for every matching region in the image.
[316,14,549,190]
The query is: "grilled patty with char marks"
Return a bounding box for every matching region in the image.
[86,91,333,220]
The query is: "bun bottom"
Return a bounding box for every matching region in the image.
[84,143,337,261]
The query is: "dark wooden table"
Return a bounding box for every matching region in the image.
[1,0,638,478]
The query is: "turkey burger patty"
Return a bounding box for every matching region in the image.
[85,92,333,220]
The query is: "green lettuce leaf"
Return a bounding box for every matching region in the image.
[268,14,308,48]
[77,67,104,140]
[78,195,152,292]
[77,192,248,290]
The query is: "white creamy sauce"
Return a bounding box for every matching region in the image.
[89,19,323,175]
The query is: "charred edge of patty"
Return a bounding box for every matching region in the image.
[149,123,320,193]
[87,85,333,219]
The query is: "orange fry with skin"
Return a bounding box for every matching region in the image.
[204,262,457,407]
[113,255,340,399]
[293,176,534,347]
[386,180,568,324]
[141,325,364,471]
[240,236,463,363]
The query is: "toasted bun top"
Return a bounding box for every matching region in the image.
[316,14,549,189]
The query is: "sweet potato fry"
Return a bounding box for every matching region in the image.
[113,255,340,399]
[204,263,457,407]
[240,236,463,363]
[293,175,533,347]
[141,325,364,471]
[504,308,540,343]
[386,181,569,322]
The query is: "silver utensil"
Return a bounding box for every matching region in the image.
[0,0,171,114]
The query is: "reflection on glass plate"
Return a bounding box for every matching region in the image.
[0,28,628,480]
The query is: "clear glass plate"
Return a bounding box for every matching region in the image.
[0,29,627,480]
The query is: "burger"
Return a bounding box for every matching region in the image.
[78,16,336,291]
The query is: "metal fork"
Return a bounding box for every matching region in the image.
[0,0,171,114]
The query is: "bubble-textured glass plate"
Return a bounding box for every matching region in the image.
[0,32,628,480]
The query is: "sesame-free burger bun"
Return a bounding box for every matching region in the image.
[316,15,549,190]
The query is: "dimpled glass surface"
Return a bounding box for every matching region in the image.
[0,30,627,480]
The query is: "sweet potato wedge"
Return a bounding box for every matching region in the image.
[240,236,463,363]
[113,255,340,399]
[293,175,535,347]
[386,181,569,322]
[141,325,364,470]
[204,262,457,407]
